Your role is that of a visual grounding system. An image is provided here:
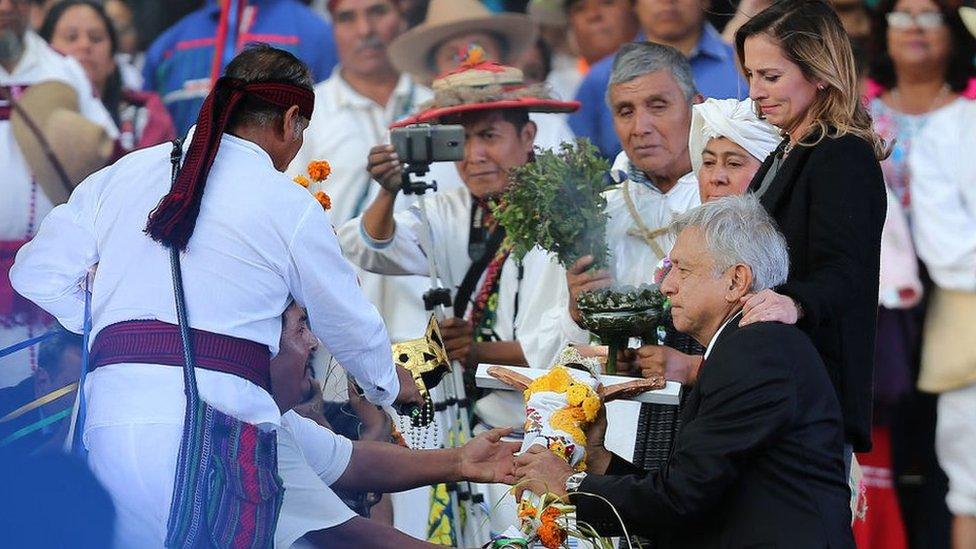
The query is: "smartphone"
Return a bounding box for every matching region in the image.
[390,124,465,165]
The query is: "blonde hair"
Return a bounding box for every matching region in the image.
[735,0,888,160]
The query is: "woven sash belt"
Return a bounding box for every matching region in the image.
[90,320,272,393]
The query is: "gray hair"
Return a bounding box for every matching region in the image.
[669,195,789,291]
[606,41,698,106]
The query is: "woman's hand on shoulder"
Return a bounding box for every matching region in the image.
[738,289,801,326]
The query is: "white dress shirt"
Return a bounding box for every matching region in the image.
[521,151,701,369]
[909,99,976,291]
[12,134,400,430]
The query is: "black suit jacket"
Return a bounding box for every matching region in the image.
[752,133,886,451]
[575,319,854,548]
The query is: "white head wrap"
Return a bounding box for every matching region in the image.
[689,98,782,174]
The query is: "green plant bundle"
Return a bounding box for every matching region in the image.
[492,139,614,269]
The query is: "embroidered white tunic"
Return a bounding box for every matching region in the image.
[12,133,401,548]
[12,134,400,425]
[339,185,560,345]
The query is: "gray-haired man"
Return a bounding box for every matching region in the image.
[523,42,704,376]
[514,196,854,548]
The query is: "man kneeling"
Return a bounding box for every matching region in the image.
[515,196,854,548]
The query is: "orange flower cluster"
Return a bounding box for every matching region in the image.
[293,174,310,188]
[307,160,331,182]
[315,191,332,210]
[537,507,567,549]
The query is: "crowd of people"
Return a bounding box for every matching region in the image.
[0,0,974,548]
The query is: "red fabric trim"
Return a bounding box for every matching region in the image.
[240,33,299,45]
[144,77,314,250]
[90,320,272,392]
[391,98,581,128]
[175,37,218,51]
[209,0,234,85]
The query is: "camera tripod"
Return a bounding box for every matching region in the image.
[401,164,487,547]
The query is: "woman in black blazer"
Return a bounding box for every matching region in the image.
[735,0,888,455]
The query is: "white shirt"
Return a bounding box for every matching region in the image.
[11,134,400,429]
[704,313,739,359]
[909,99,976,291]
[531,111,576,152]
[289,69,443,225]
[521,151,701,369]
[546,53,583,103]
[281,410,352,486]
[338,185,560,344]
[0,31,118,240]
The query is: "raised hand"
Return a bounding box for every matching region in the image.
[366,144,404,194]
[566,255,613,326]
[460,427,521,484]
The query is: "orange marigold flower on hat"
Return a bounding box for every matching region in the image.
[461,44,486,67]
[293,174,311,188]
[315,191,332,210]
[308,160,332,182]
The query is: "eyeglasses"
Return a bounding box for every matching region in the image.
[886,11,945,29]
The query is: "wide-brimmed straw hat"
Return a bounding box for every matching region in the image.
[390,48,579,128]
[10,81,114,205]
[961,5,976,37]
[389,0,538,84]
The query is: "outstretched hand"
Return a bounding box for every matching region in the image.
[460,427,521,484]
[514,445,573,501]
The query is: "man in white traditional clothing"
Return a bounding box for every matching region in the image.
[520,42,704,375]
[11,44,422,548]
[340,54,578,430]
[269,302,520,548]
[0,0,117,387]
[339,56,579,539]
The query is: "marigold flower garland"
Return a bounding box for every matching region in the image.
[495,354,609,548]
[293,160,332,210]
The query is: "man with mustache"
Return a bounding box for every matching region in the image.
[339,56,578,433]
[0,0,116,389]
[524,42,703,376]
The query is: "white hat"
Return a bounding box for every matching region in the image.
[689,98,782,175]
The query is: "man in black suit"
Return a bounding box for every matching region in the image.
[515,195,854,548]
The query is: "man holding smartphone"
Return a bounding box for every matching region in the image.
[338,53,578,431]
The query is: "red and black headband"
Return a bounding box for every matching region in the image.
[145,77,314,251]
